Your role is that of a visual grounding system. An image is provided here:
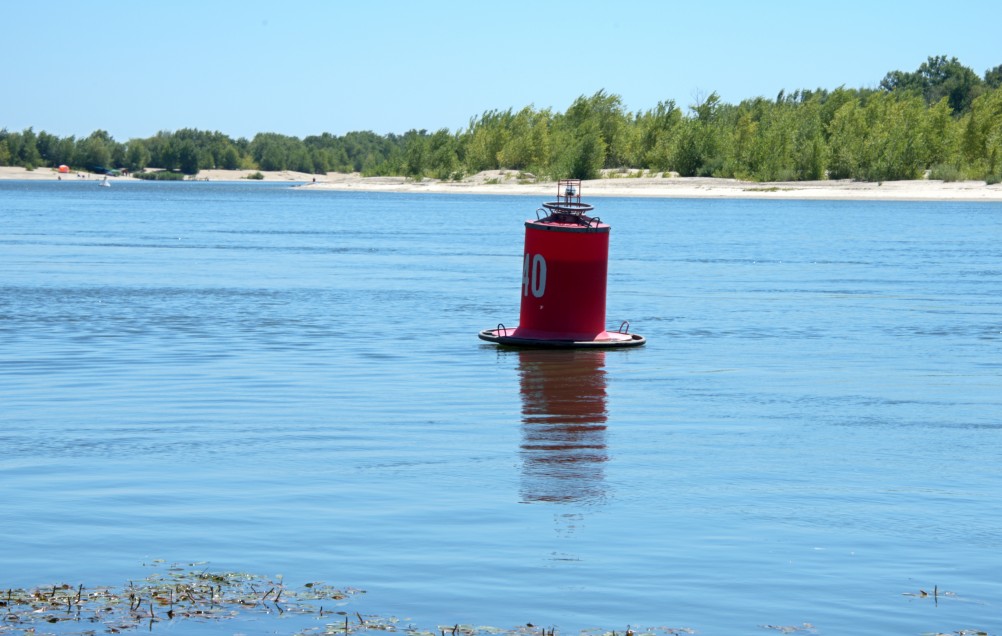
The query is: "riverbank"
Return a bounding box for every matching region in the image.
[3,166,1001,201]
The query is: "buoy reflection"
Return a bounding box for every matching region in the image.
[518,349,608,505]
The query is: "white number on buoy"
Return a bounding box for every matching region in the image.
[522,253,547,298]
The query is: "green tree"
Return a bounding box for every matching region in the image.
[669,92,726,177]
[76,130,115,170]
[881,55,984,114]
[53,136,76,168]
[464,109,509,172]
[549,91,637,170]
[549,116,605,180]
[17,128,43,169]
[922,97,958,168]
[250,132,298,171]
[219,143,242,170]
[563,90,631,168]
[496,106,550,172]
[427,128,461,179]
[35,131,60,166]
[177,140,200,175]
[727,106,760,178]
[961,88,1002,178]
[304,133,349,172]
[259,145,284,171]
[287,145,314,173]
[636,100,683,171]
[339,130,394,173]
[144,132,173,169]
[790,94,828,180]
[6,59,999,183]
[124,139,151,171]
[986,65,1002,90]
[401,129,429,178]
[827,98,865,179]
[829,92,926,181]
[566,119,606,179]
[870,93,927,180]
[671,119,703,177]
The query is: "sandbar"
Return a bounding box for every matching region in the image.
[3,166,1000,201]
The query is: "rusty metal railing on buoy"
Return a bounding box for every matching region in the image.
[534,179,603,227]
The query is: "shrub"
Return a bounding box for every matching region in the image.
[132,170,185,181]
[245,171,264,180]
[929,163,962,182]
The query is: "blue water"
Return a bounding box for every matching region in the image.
[2,180,1001,635]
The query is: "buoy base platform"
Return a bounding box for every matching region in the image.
[478,327,646,349]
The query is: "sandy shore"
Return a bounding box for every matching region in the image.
[3,166,1001,201]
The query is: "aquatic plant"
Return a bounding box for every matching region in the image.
[0,564,699,636]
[0,562,361,635]
[1,565,979,636]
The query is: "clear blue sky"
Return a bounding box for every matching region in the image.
[6,0,1000,141]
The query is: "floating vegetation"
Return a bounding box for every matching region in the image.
[578,628,695,636]
[0,564,699,636]
[1,562,361,635]
[902,584,962,610]
[326,626,699,636]
[7,566,978,636]
[760,624,816,634]
[1,564,698,636]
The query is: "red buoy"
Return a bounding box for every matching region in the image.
[479,180,645,348]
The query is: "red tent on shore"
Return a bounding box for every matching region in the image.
[58,165,70,173]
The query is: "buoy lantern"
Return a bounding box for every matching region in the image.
[479,180,645,348]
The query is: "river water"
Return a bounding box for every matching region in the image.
[2,180,1000,635]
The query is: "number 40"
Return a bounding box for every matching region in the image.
[522,253,547,298]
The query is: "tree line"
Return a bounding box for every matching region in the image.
[3,56,1001,183]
